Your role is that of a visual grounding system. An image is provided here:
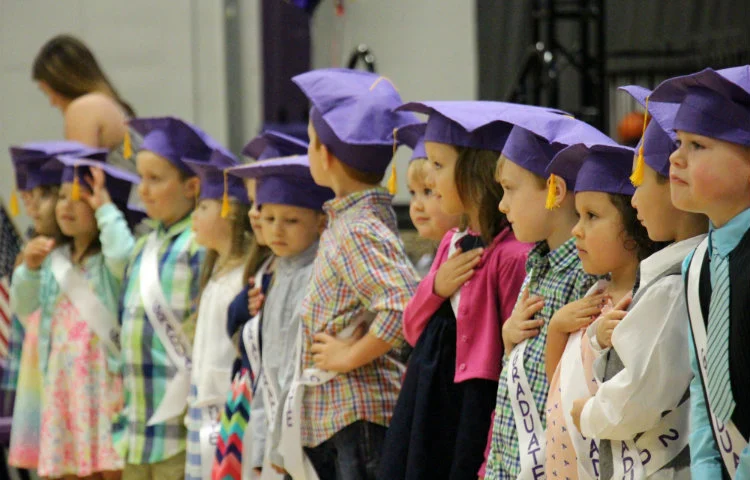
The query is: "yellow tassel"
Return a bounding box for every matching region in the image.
[123,130,132,159]
[387,127,398,195]
[9,189,20,217]
[545,174,558,210]
[71,167,81,201]
[221,170,231,218]
[629,97,650,187]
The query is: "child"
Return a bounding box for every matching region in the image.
[280,68,419,480]
[182,148,250,480]
[541,141,656,478]
[6,141,87,471]
[569,85,709,479]
[399,122,462,277]
[11,149,139,479]
[118,117,220,479]
[650,66,750,478]
[231,154,333,478]
[380,102,531,480]
[487,119,607,479]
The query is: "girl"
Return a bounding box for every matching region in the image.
[11,153,138,480]
[542,143,661,479]
[183,150,251,480]
[380,102,530,480]
[401,123,462,277]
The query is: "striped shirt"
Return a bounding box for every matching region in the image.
[484,237,598,479]
[118,215,204,464]
[299,188,418,447]
[0,316,24,391]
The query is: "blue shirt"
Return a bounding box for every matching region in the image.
[683,207,750,479]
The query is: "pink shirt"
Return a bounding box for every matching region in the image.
[403,227,531,383]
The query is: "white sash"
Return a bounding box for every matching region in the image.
[559,331,599,480]
[139,231,193,425]
[507,340,546,480]
[687,238,747,477]
[49,249,120,355]
[198,403,222,479]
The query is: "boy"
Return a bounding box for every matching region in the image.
[651,66,750,479]
[118,117,221,480]
[486,118,606,478]
[281,68,419,480]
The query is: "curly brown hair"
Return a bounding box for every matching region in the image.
[608,193,668,261]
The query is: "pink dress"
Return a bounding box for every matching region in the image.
[37,298,124,478]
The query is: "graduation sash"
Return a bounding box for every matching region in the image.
[49,249,120,356]
[687,238,747,477]
[139,231,193,425]
[507,340,546,480]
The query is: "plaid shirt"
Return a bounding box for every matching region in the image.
[299,188,418,447]
[0,316,24,391]
[485,237,598,479]
[118,215,203,464]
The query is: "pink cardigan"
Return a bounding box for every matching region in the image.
[403,227,531,383]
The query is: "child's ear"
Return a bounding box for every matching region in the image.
[317,212,328,234]
[183,176,201,200]
[553,176,569,208]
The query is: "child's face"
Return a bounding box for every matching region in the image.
[260,203,323,257]
[136,151,197,226]
[244,179,266,246]
[19,190,36,217]
[192,199,232,251]
[408,161,461,242]
[307,121,330,188]
[31,186,61,237]
[572,191,635,276]
[425,141,465,217]
[56,183,97,239]
[497,158,552,243]
[631,161,675,242]
[669,131,750,226]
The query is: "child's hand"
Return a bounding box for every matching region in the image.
[311,324,367,373]
[81,167,112,211]
[595,294,632,349]
[247,278,265,316]
[549,291,608,334]
[571,397,589,432]
[502,288,545,353]
[23,236,55,270]
[433,247,484,298]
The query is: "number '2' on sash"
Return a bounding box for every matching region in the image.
[140,232,194,426]
[687,238,747,477]
[49,249,120,356]
[507,340,546,480]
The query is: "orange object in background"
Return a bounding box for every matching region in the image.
[618,111,650,147]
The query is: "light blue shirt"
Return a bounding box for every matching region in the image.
[683,207,750,479]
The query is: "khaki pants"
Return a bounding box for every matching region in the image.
[122,451,186,480]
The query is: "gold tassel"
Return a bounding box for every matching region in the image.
[387,128,398,195]
[220,170,231,218]
[630,97,650,187]
[9,189,20,217]
[123,130,132,159]
[71,166,81,201]
[545,174,559,210]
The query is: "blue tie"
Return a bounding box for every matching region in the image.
[706,247,736,423]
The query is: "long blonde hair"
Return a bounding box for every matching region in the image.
[32,34,135,117]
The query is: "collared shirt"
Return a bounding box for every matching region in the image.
[684,207,750,480]
[485,237,598,479]
[298,187,418,447]
[119,214,204,464]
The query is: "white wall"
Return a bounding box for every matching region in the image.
[310,0,478,204]
[0,0,233,231]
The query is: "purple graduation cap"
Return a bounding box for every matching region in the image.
[618,85,679,183]
[184,148,249,214]
[128,116,224,173]
[649,66,750,147]
[9,141,92,190]
[292,68,418,174]
[228,155,334,211]
[547,143,636,198]
[395,123,427,162]
[242,130,309,161]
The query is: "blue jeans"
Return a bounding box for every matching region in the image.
[304,420,387,480]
